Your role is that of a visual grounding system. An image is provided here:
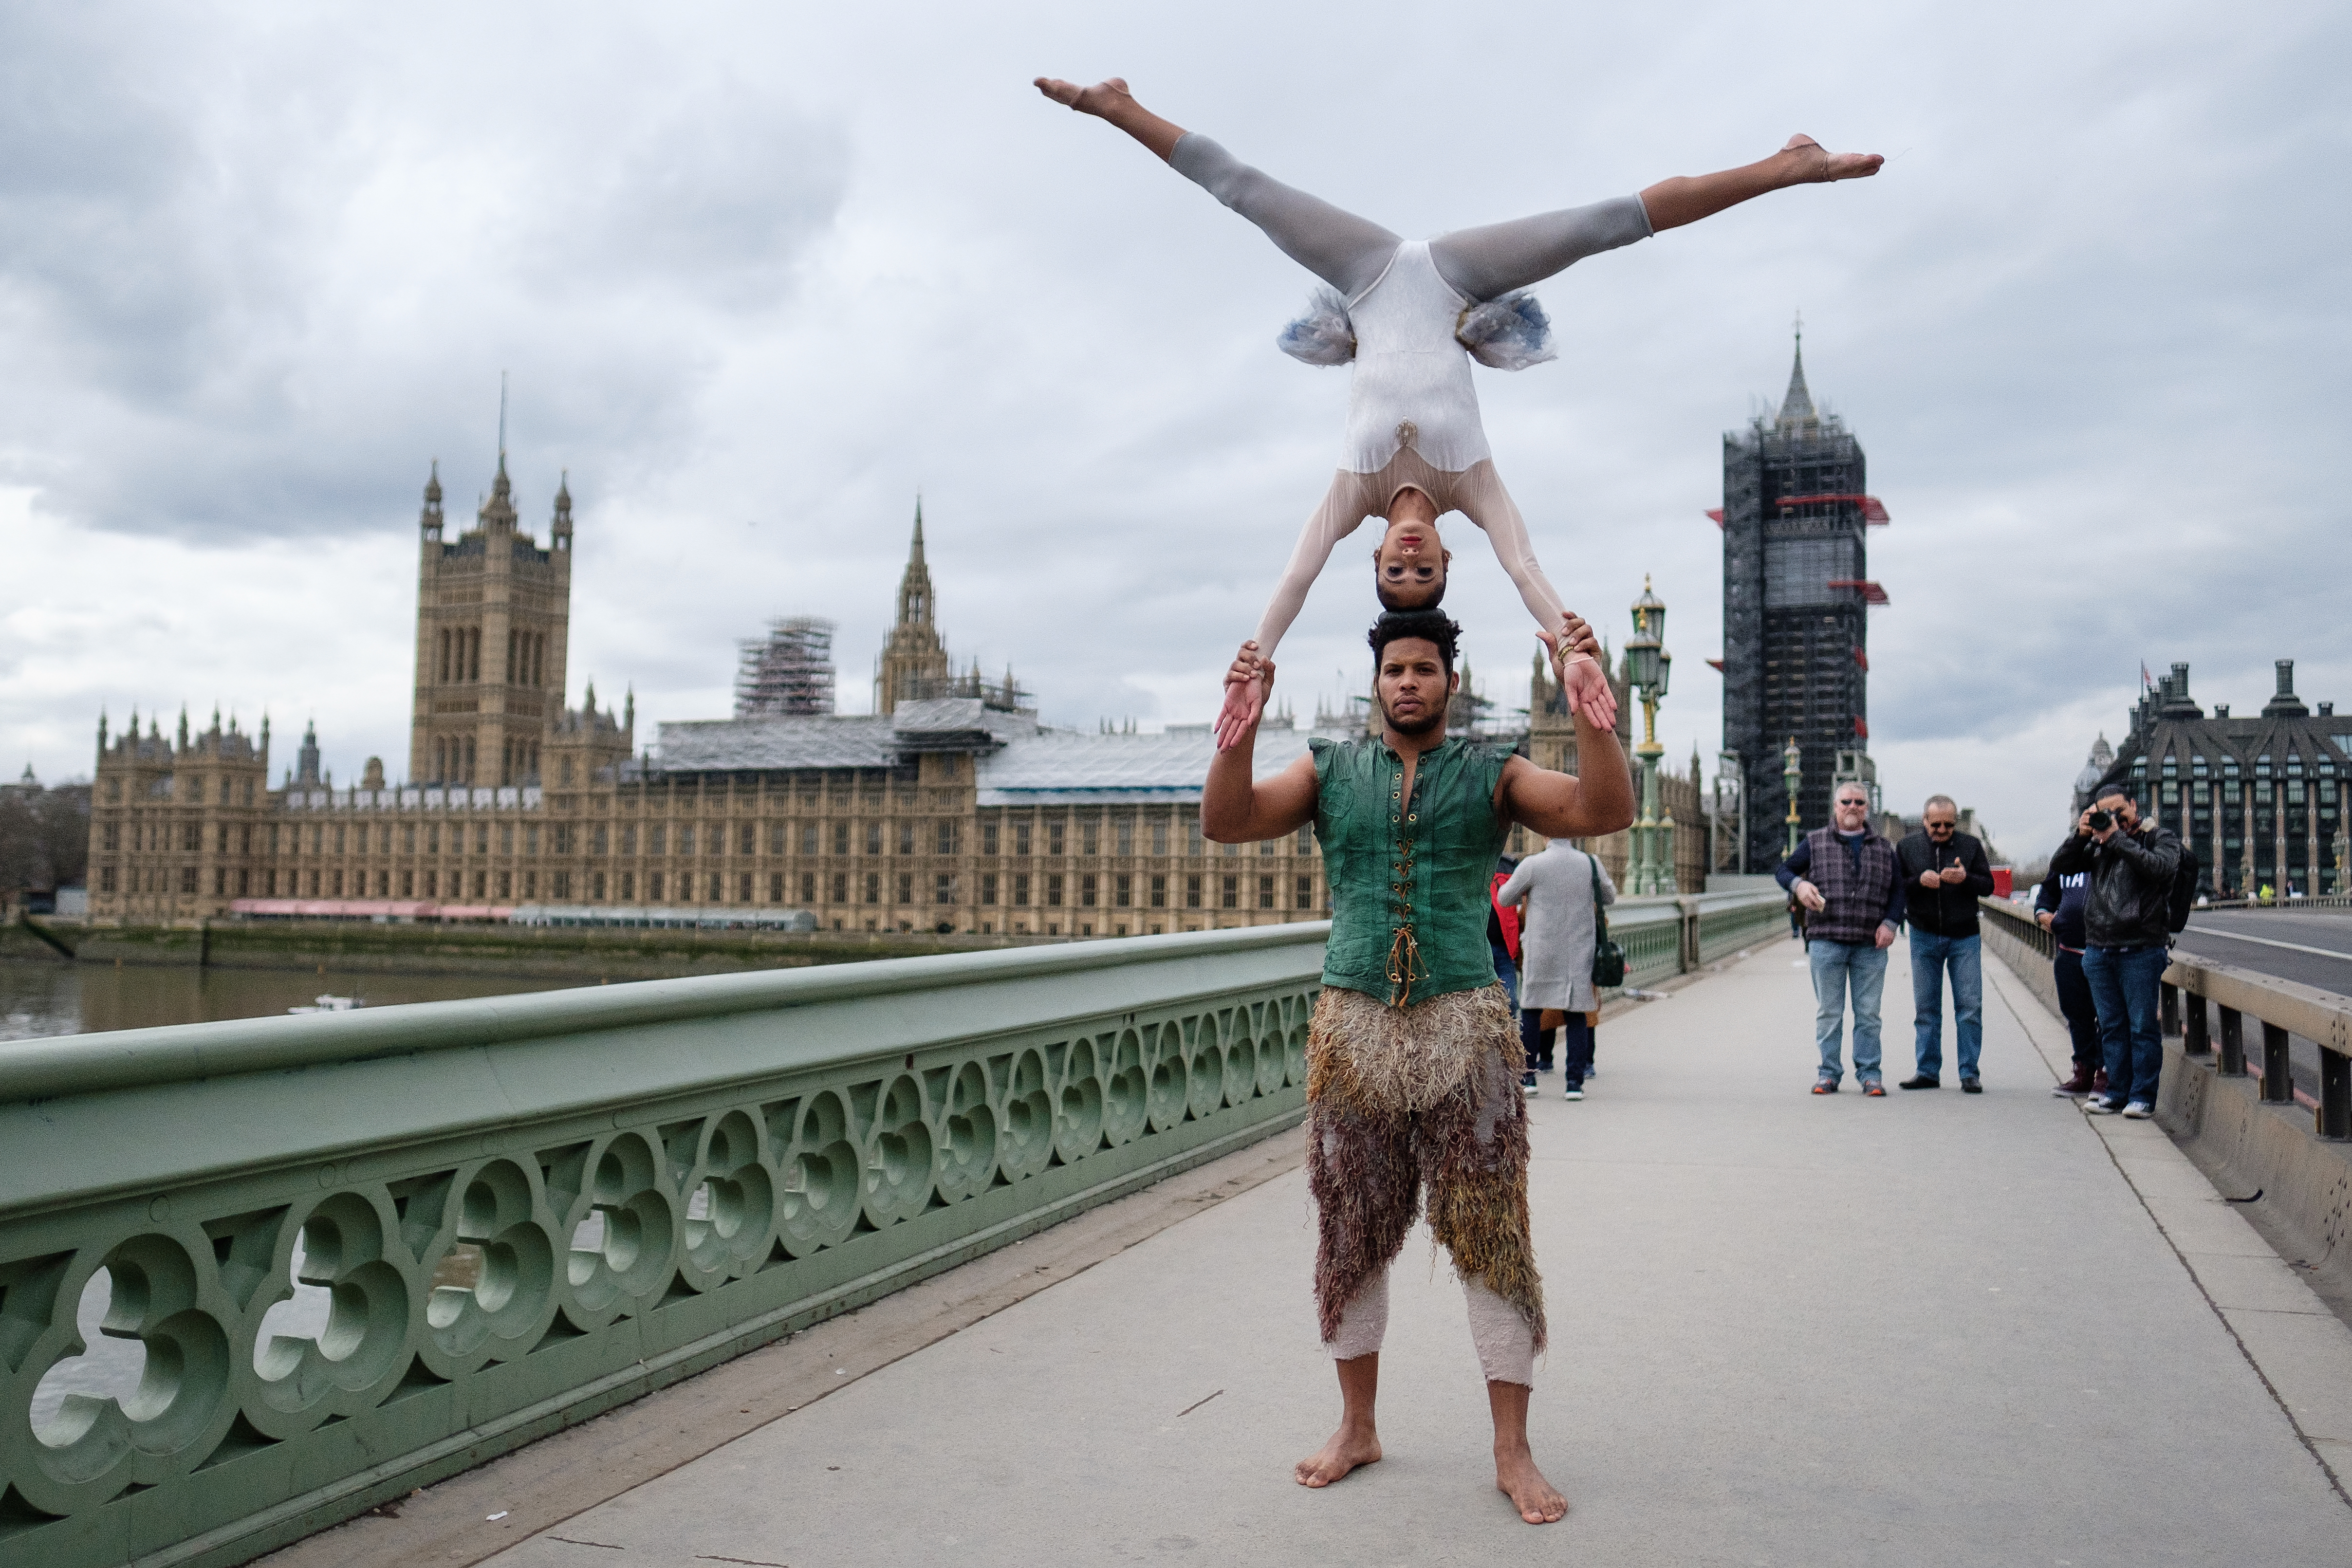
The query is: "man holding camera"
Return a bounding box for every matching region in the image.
[1895,795,1996,1092]
[2048,788,2183,1119]
[1778,783,1906,1095]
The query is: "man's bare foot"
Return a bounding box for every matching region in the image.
[1495,1443,1567,1524]
[1294,1424,1382,1488]
[1033,76,1132,116]
[1779,134,1883,184]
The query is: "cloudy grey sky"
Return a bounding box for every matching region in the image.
[2,0,2344,857]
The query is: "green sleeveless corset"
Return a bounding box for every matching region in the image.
[1311,735,1515,1006]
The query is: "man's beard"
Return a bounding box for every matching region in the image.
[1381,697,1446,737]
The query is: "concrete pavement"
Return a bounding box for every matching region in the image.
[433,936,2352,1566]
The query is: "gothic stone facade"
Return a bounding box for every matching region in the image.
[85,491,1330,934]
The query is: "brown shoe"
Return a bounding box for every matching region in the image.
[2053,1066,2096,1097]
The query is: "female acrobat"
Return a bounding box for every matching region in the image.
[1035,76,1882,746]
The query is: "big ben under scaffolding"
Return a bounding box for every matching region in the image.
[1719,331,1889,870]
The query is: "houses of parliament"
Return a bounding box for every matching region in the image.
[85,459,1715,935]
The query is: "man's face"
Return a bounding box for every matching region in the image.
[2098,793,2136,829]
[1833,790,1870,829]
[1376,638,1457,737]
[1372,514,1450,610]
[1924,804,1958,841]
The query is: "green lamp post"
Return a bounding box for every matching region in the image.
[1783,735,1804,859]
[1624,578,1673,895]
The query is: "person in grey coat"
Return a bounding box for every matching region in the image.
[1497,838,1617,1099]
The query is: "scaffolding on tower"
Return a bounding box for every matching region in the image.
[735,617,838,718]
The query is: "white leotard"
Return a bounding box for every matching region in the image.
[1341,240,1490,474]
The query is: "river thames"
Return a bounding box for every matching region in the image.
[0,956,574,1042]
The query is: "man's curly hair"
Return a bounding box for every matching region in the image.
[1368,609,1462,678]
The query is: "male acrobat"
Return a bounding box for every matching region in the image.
[1036,76,1883,747]
[1201,610,1634,1523]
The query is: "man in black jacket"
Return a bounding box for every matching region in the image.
[2049,788,2183,1118]
[2036,867,2104,1096]
[1895,796,1997,1091]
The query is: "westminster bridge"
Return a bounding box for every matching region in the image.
[4,892,2349,1568]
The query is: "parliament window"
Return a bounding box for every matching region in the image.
[937,821,956,855]
[899,822,916,855]
[936,874,955,905]
[496,871,511,899]
[982,822,1000,855]
[1015,821,1033,856]
[741,824,757,855]
[1013,873,1030,906]
[1046,873,1064,906]
[1221,876,1239,909]
[621,872,635,900]
[1115,818,1133,855]
[867,822,884,855]
[1152,818,1169,855]
[770,872,784,902]
[832,822,849,855]
[770,825,786,855]
[650,872,665,900]
[1082,820,1099,856]
[708,872,723,901]
[864,872,881,904]
[1114,873,1131,907]
[740,872,754,901]
[553,871,570,899]
[1296,876,1316,909]
[1048,821,1066,856]
[828,871,846,903]
[1150,875,1167,907]
[680,826,696,855]
[1258,875,1276,909]
[982,872,998,904]
[1186,874,1202,908]
[897,872,914,904]
[184,867,201,895]
[1080,874,1097,907]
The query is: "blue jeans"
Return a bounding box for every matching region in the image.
[1809,939,1888,1083]
[1492,944,1519,1010]
[2053,948,2102,1071]
[2083,944,2167,1107]
[1909,930,1983,1081]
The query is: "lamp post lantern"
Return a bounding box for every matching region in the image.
[1626,577,1673,895]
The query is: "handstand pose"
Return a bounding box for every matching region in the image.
[1036,76,1882,746]
[1204,609,1634,1522]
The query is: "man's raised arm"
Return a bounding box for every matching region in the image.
[1201,643,1318,843]
[1496,636,1637,840]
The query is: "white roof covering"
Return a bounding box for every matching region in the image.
[649,704,1333,806]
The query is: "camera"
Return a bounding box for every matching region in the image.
[2086,809,2113,831]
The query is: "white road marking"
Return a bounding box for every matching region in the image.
[2181,925,2352,963]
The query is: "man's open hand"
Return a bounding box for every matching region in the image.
[1214,640,1273,753]
[1794,878,1827,913]
[1538,615,1617,731]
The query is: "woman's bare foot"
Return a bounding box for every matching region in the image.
[1495,1442,1568,1524]
[1778,134,1884,184]
[1033,76,1132,116]
[1295,1423,1382,1488]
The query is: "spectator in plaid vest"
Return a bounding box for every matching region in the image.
[1776,783,1907,1095]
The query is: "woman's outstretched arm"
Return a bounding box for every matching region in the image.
[1428,134,1882,301]
[1037,76,1399,297]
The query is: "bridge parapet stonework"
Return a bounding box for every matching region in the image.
[0,926,1321,1567]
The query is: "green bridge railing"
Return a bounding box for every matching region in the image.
[0,890,1790,1568]
[0,925,1326,1568]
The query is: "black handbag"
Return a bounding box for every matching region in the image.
[1589,853,1626,989]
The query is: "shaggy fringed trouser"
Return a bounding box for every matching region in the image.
[1306,983,1545,1387]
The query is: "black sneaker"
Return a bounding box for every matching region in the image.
[1521,1071,1538,1097]
[1899,1075,1941,1090]
[1961,1076,1982,1094]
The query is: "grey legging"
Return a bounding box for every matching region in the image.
[1168,133,1651,305]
